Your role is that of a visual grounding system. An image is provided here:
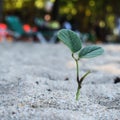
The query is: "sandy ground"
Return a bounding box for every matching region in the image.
[0,42,120,120]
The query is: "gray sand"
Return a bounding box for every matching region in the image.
[0,42,120,120]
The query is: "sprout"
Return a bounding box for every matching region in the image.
[57,29,104,100]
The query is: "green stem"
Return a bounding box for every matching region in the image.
[79,71,91,85]
[76,85,81,100]
[75,60,79,84]
[72,53,81,100]
[75,59,81,100]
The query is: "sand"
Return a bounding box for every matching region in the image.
[0,42,120,120]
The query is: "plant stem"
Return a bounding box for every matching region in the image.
[72,53,81,100]
[76,85,81,100]
[75,59,81,100]
[75,60,79,84]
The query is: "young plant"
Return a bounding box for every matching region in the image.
[57,29,104,100]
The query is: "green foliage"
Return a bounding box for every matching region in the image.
[57,29,82,53]
[79,45,104,58]
[57,29,104,100]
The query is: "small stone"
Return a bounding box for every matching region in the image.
[12,112,16,114]
[114,77,120,84]
[64,77,69,81]
[47,89,52,92]
[31,104,38,108]
[35,81,39,85]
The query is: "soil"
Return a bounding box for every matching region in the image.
[0,42,120,120]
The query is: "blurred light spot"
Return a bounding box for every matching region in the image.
[71,9,77,15]
[16,1,22,8]
[68,3,73,8]
[45,1,53,12]
[60,7,70,14]
[99,21,105,28]
[44,14,51,21]
[50,0,55,2]
[35,0,44,9]
[85,9,91,16]
[89,0,95,7]
[49,21,60,29]
[63,8,69,13]
[113,28,119,35]
[107,15,115,29]
[23,24,31,32]
[108,15,114,22]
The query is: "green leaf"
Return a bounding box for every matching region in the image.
[79,45,104,58]
[57,29,82,53]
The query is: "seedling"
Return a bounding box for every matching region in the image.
[57,29,104,100]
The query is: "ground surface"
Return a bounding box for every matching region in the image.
[0,42,120,120]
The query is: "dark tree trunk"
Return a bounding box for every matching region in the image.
[51,0,59,20]
[0,0,3,22]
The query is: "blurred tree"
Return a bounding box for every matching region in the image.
[2,0,120,31]
[51,0,59,20]
[0,0,3,21]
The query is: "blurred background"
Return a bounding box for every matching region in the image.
[0,0,120,43]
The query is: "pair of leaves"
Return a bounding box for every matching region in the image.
[57,29,104,58]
